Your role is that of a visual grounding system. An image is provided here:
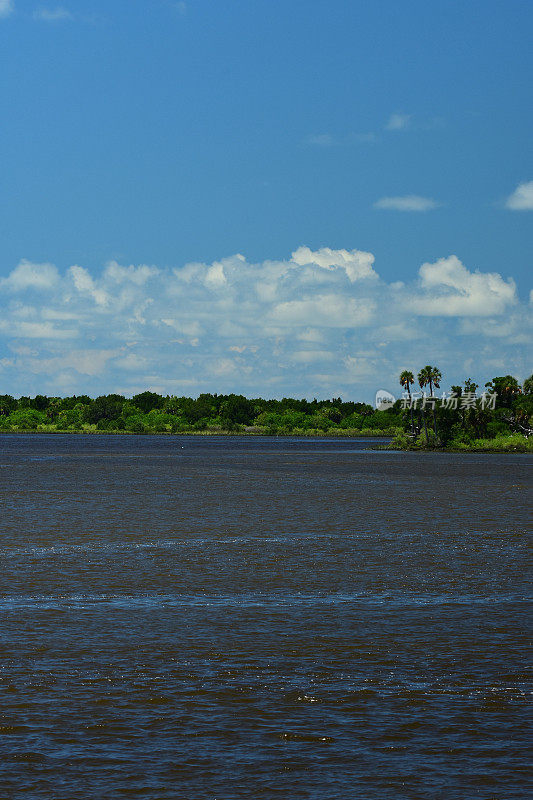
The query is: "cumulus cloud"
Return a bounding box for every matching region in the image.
[505,180,533,210]
[33,6,73,21]
[385,113,411,131]
[0,248,530,399]
[0,0,13,18]
[409,255,517,316]
[204,261,227,289]
[104,261,159,285]
[69,265,109,307]
[271,295,375,328]
[374,195,438,212]
[0,259,59,292]
[291,246,377,282]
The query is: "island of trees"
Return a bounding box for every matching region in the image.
[0,369,531,451]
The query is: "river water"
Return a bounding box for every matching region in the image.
[0,435,531,799]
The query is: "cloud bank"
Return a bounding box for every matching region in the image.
[0,247,530,399]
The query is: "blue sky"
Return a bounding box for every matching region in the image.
[0,0,531,400]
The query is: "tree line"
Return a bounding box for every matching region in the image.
[0,392,400,435]
[0,370,530,447]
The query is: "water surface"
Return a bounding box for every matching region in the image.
[0,435,531,798]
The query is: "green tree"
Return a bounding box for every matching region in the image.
[46,399,61,422]
[418,365,442,440]
[132,391,163,414]
[124,414,148,433]
[484,375,521,408]
[0,395,16,416]
[464,378,478,394]
[56,405,84,430]
[8,408,46,430]
[84,395,125,424]
[399,370,415,435]
[417,368,431,442]
[30,395,50,412]
[219,394,255,426]
[417,365,442,398]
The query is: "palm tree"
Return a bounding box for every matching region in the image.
[418,365,442,441]
[418,365,442,398]
[523,374,533,396]
[399,370,415,435]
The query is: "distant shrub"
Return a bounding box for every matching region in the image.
[124,415,148,434]
[8,409,46,430]
[415,430,439,448]
[471,434,531,452]
[390,432,412,449]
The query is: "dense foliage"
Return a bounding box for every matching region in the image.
[0,391,401,436]
[1,372,531,449]
[393,369,533,452]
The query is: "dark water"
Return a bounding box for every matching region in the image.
[0,435,531,799]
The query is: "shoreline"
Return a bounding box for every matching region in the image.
[0,429,393,438]
[375,447,531,454]
[372,442,532,454]
[1,430,530,452]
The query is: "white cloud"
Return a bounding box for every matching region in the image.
[374,195,438,212]
[385,113,411,131]
[204,261,227,289]
[114,353,148,371]
[410,255,517,316]
[308,113,437,147]
[27,349,119,376]
[271,295,375,327]
[33,6,73,21]
[344,355,381,378]
[211,358,239,377]
[0,319,75,339]
[291,246,377,282]
[0,0,13,18]
[291,349,335,364]
[297,328,324,343]
[0,250,530,399]
[505,180,533,210]
[104,261,159,285]
[161,318,203,337]
[69,265,109,307]
[0,259,59,292]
